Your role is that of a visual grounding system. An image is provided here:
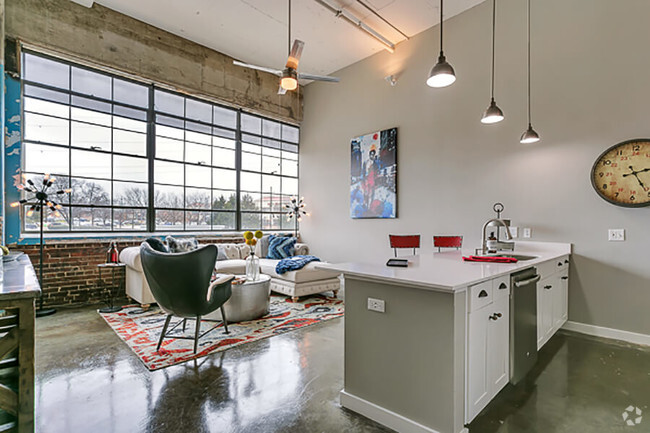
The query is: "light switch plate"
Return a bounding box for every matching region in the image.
[367,298,385,313]
[608,229,625,241]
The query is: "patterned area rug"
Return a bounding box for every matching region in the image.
[99,294,344,371]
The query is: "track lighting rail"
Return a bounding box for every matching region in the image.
[313,0,397,52]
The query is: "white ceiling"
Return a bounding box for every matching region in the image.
[88,0,485,78]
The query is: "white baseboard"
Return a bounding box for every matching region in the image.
[340,390,467,433]
[562,321,650,346]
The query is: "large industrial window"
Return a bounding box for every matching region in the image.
[19,50,299,233]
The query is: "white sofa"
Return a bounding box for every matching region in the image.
[119,242,341,304]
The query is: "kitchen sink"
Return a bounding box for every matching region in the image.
[489,254,538,261]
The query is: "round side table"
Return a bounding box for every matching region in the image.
[97,263,126,313]
[206,274,271,322]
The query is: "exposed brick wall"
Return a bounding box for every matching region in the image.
[8,235,247,308]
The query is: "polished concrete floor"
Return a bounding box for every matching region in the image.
[470,331,650,432]
[35,305,392,433]
[36,307,650,433]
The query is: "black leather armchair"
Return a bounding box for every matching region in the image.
[140,243,234,354]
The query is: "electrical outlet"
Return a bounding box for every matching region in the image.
[367,297,385,313]
[608,229,625,241]
[522,228,532,238]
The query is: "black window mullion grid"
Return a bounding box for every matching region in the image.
[235,110,242,231]
[146,84,156,232]
[110,76,115,232]
[21,50,299,235]
[210,105,215,231]
[66,60,73,233]
[182,98,187,231]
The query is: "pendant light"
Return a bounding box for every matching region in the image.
[481,0,504,124]
[520,0,540,143]
[426,0,456,88]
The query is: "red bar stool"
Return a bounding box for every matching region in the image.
[389,234,421,257]
[433,235,463,252]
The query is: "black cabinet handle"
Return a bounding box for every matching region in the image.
[564,259,569,264]
[498,283,507,290]
[544,285,552,290]
[558,262,563,266]
[561,276,568,280]
[478,290,488,298]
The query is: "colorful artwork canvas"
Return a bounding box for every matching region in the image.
[350,127,397,219]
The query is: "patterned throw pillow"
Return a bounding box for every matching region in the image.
[145,237,169,253]
[216,246,228,261]
[165,236,199,253]
[255,235,270,258]
[267,235,297,259]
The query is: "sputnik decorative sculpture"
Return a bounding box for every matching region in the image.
[11,174,71,317]
[285,196,308,238]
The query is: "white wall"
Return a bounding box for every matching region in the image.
[299,0,650,335]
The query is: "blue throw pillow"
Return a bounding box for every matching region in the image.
[267,235,297,259]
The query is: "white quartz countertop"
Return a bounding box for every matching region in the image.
[317,241,572,293]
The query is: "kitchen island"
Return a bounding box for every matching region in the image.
[320,241,571,433]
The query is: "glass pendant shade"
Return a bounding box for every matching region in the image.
[426,54,456,88]
[280,76,297,90]
[481,99,504,124]
[280,70,298,91]
[520,124,540,144]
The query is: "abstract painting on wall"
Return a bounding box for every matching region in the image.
[350,127,397,219]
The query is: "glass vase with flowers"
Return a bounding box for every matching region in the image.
[243,230,264,281]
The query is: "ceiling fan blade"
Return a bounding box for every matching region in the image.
[233,60,282,76]
[297,73,340,83]
[286,40,305,70]
[278,85,288,95]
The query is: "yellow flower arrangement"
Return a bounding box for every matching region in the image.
[243,230,263,248]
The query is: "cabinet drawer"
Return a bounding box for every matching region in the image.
[469,280,493,312]
[492,276,510,300]
[538,256,569,279]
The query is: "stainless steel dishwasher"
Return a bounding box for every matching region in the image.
[510,268,541,384]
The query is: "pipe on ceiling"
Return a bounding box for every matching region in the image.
[313,0,397,53]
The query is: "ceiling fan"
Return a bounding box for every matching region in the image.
[233,0,340,95]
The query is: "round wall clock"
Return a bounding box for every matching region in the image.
[591,139,650,207]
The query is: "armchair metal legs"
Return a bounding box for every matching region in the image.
[156,312,230,355]
[221,306,229,334]
[157,315,173,352]
[194,316,201,354]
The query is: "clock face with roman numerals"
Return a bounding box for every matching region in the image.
[591,139,650,207]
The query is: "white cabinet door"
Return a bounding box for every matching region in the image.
[467,280,511,422]
[551,273,564,332]
[467,304,491,421]
[487,295,510,395]
[537,276,553,349]
[559,270,569,323]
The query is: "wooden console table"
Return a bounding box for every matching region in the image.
[0,254,40,432]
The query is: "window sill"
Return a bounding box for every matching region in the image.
[14,230,295,245]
